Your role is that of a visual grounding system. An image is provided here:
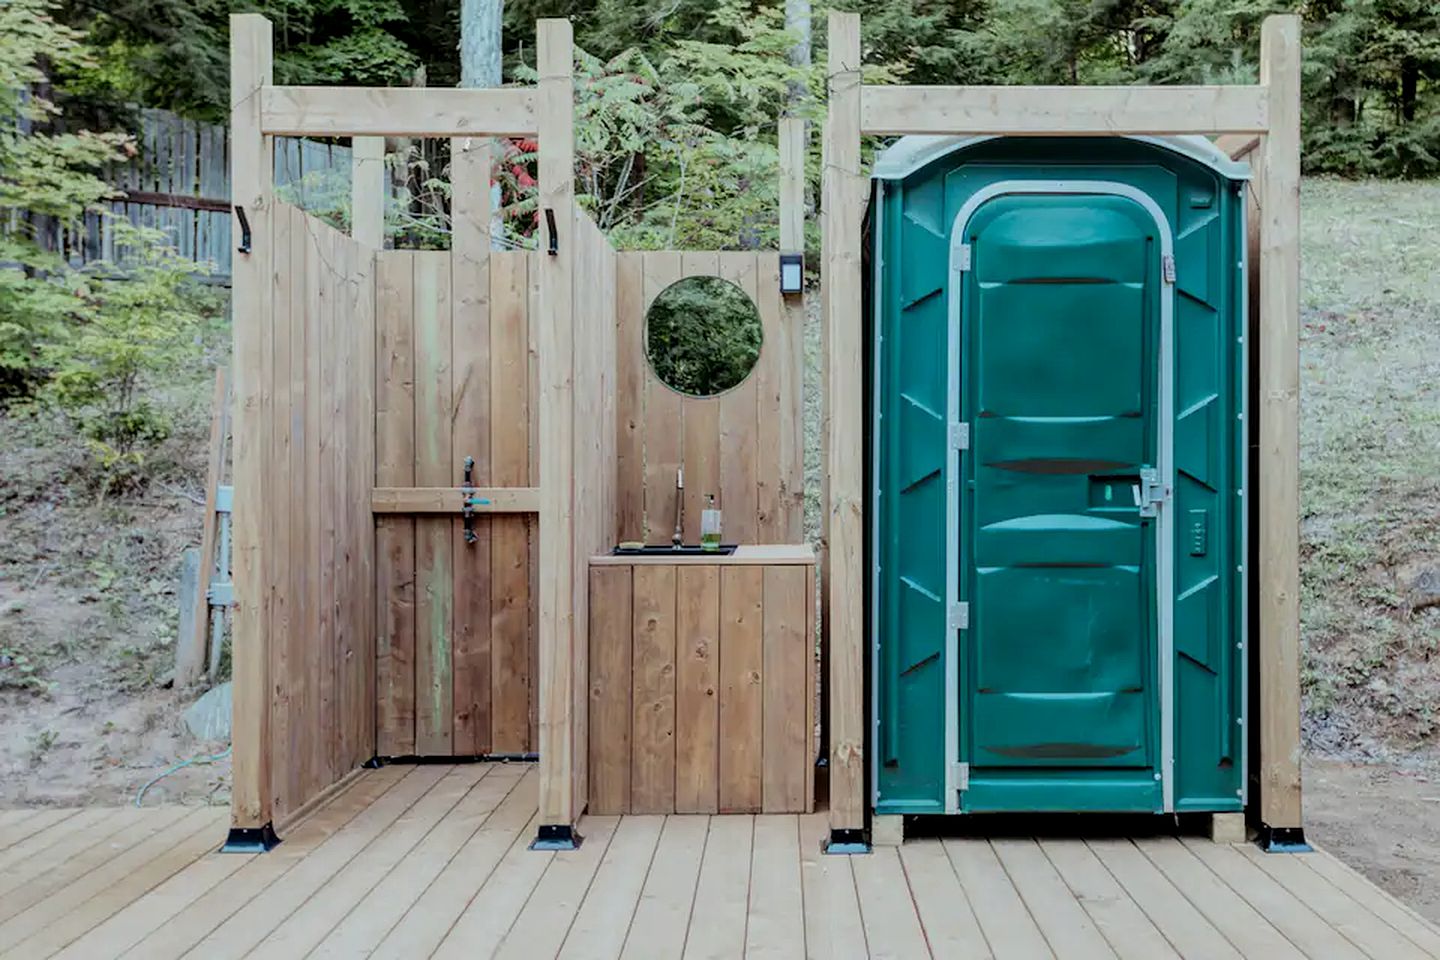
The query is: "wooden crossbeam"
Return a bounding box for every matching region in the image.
[370,487,540,514]
[260,86,537,137]
[860,84,1269,136]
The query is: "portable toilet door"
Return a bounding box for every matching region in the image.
[869,135,1250,817]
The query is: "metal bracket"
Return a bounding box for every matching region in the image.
[461,457,477,544]
[531,823,583,851]
[949,422,970,452]
[948,602,969,631]
[957,243,972,272]
[221,822,279,853]
[823,828,870,855]
[952,761,970,791]
[544,208,559,256]
[1136,466,1171,519]
[234,205,252,254]
[1257,825,1311,853]
[1162,253,1176,284]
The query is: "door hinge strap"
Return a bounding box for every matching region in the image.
[1162,253,1176,284]
[948,602,969,631]
[953,761,970,791]
[949,422,969,451]
[957,244,972,272]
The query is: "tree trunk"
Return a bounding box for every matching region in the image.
[459,0,504,245]
[1400,58,1418,123]
[784,0,811,112]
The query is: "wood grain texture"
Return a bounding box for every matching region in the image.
[588,566,632,814]
[630,564,677,814]
[762,564,809,813]
[260,86,537,137]
[717,254,760,546]
[615,252,646,542]
[720,565,764,813]
[641,250,684,545]
[675,565,721,814]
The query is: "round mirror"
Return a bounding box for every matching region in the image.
[644,276,763,398]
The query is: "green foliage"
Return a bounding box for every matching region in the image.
[645,276,763,397]
[39,224,216,487]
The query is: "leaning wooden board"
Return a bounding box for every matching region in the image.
[587,547,817,815]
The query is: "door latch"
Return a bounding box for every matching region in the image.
[1135,466,1170,518]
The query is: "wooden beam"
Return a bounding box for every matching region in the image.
[1257,13,1303,832]
[370,487,540,514]
[260,86,537,137]
[859,84,1269,135]
[228,12,275,833]
[778,117,806,254]
[536,18,578,833]
[351,136,385,248]
[824,10,866,838]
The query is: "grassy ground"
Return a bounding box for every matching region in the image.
[1297,178,1440,763]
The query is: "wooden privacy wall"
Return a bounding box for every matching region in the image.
[374,248,540,758]
[265,202,377,822]
[588,554,817,815]
[615,251,803,546]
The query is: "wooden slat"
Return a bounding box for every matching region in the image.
[588,565,633,815]
[641,251,684,544]
[778,118,805,254]
[316,220,340,791]
[414,252,455,756]
[615,252,646,542]
[745,816,805,958]
[675,565,721,814]
[798,813,868,960]
[991,838,1118,959]
[719,566,764,813]
[852,846,931,958]
[631,564,677,814]
[754,255,796,542]
[350,136,385,248]
[1299,850,1440,956]
[451,134,493,758]
[276,204,305,817]
[1257,12,1304,832]
[489,817,620,960]
[717,253,760,546]
[375,252,417,757]
[823,10,866,835]
[353,225,378,765]
[261,86,537,137]
[491,250,533,754]
[860,83,1269,135]
[943,839,1055,958]
[677,251,721,545]
[623,814,711,959]
[228,10,275,832]
[557,815,665,960]
[762,564,809,812]
[369,771,539,960]
[536,17,577,829]
[679,815,752,960]
[896,841,990,958]
[1039,839,1180,960]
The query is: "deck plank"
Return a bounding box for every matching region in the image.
[179,765,450,960]
[625,814,711,960]
[490,816,621,960]
[1086,838,1243,960]
[679,817,754,955]
[745,815,806,959]
[798,812,868,960]
[371,769,539,960]
[1134,838,1305,959]
[310,763,527,958]
[1234,844,1433,960]
[1180,837,1368,960]
[558,815,666,960]
[992,839,1117,960]
[0,807,114,876]
[0,809,83,855]
[252,765,487,958]
[1299,849,1440,957]
[120,765,408,960]
[853,845,932,958]
[944,839,1056,960]
[896,840,991,959]
[1039,839,1179,960]
[0,807,226,958]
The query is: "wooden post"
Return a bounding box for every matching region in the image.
[1257,13,1303,839]
[227,12,276,846]
[779,117,806,255]
[823,11,866,847]
[535,18,580,846]
[351,136,385,248]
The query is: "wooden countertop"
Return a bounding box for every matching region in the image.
[590,544,816,566]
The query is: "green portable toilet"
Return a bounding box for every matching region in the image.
[869,135,1250,816]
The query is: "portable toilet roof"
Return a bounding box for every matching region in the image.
[872,134,1252,181]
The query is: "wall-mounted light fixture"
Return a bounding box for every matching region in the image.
[779,252,804,296]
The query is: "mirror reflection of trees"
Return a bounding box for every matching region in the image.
[645,276,763,398]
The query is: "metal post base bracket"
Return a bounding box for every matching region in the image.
[531,823,584,851]
[221,823,280,854]
[823,828,871,855]
[1257,825,1312,853]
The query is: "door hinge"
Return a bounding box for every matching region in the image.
[953,761,970,791]
[957,244,972,272]
[1162,254,1176,284]
[949,422,970,451]
[1135,466,1171,518]
[948,602,969,631]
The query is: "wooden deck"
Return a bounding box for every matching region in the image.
[0,763,1436,959]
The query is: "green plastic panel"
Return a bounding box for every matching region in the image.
[872,138,1245,816]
